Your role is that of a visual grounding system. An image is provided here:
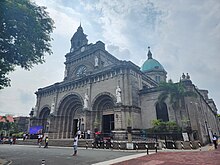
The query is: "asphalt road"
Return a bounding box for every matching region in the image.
[0,144,145,165]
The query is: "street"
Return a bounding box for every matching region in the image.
[0,144,145,165]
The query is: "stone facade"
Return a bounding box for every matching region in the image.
[30,25,219,144]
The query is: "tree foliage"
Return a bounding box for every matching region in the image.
[0,0,55,89]
[151,119,181,133]
[158,80,197,110]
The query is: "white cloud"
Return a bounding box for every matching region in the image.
[1,0,219,116]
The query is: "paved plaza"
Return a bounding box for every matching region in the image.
[0,144,220,165]
[112,145,220,165]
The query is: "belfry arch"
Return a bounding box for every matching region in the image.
[92,93,116,135]
[56,93,83,139]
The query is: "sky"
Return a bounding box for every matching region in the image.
[0,0,220,116]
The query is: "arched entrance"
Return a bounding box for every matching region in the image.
[57,93,83,139]
[92,93,115,135]
[156,102,169,122]
[39,107,50,133]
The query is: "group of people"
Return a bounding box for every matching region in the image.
[37,133,49,148]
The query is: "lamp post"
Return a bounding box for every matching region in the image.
[205,121,211,144]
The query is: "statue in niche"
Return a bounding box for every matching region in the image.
[95,56,99,67]
[83,93,89,109]
[116,85,122,103]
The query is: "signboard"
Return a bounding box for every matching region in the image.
[182,132,189,141]
[29,126,43,134]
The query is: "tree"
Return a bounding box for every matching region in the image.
[151,119,181,133]
[158,80,197,110]
[0,0,55,89]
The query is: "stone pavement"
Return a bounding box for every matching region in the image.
[0,144,219,165]
[112,145,220,165]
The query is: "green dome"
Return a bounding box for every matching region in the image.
[141,58,164,72]
[141,47,165,72]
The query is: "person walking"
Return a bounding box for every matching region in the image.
[212,133,218,149]
[37,133,43,148]
[44,137,49,148]
[87,129,91,139]
[73,134,78,156]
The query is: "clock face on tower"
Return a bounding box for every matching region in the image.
[76,65,87,77]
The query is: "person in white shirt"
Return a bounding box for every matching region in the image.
[87,129,91,139]
[212,133,218,149]
[73,134,79,156]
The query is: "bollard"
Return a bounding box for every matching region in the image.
[104,140,107,149]
[92,141,94,149]
[118,142,121,150]
[163,142,166,149]
[172,141,175,149]
[198,142,201,151]
[136,143,138,152]
[41,160,45,165]
[145,143,149,155]
[155,142,157,153]
[181,141,184,150]
[189,141,193,150]
[86,141,88,149]
[111,141,113,150]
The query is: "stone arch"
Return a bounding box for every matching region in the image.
[155,102,169,122]
[92,92,116,134]
[39,105,50,133]
[91,92,116,109]
[56,93,83,138]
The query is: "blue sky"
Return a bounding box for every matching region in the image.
[0,0,219,116]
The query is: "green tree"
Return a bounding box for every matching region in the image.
[0,0,55,89]
[158,80,197,110]
[0,115,17,136]
[151,119,181,133]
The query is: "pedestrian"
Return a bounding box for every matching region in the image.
[44,136,49,148]
[23,133,26,141]
[212,133,218,149]
[87,129,91,139]
[37,133,43,148]
[13,136,16,144]
[73,134,78,156]
[77,129,81,139]
[9,137,13,145]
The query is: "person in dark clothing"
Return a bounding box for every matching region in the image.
[212,133,218,149]
[44,137,49,148]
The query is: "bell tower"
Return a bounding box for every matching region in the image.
[70,24,88,52]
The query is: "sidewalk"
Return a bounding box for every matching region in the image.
[112,145,220,165]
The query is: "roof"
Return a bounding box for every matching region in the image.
[0,115,14,123]
[141,58,165,72]
[141,47,165,72]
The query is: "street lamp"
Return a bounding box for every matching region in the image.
[205,121,211,144]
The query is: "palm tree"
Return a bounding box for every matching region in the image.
[158,80,197,124]
[158,80,196,109]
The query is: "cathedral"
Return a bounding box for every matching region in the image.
[30,25,219,144]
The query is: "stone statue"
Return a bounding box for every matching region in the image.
[116,85,122,103]
[95,56,99,67]
[64,67,67,78]
[83,93,89,109]
[51,102,55,113]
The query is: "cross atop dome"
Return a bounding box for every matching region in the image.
[147,46,152,59]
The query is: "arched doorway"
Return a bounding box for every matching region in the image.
[39,107,50,133]
[156,102,169,122]
[57,93,83,139]
[92,93,115,135]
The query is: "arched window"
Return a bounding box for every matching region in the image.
[156,102,169,122]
